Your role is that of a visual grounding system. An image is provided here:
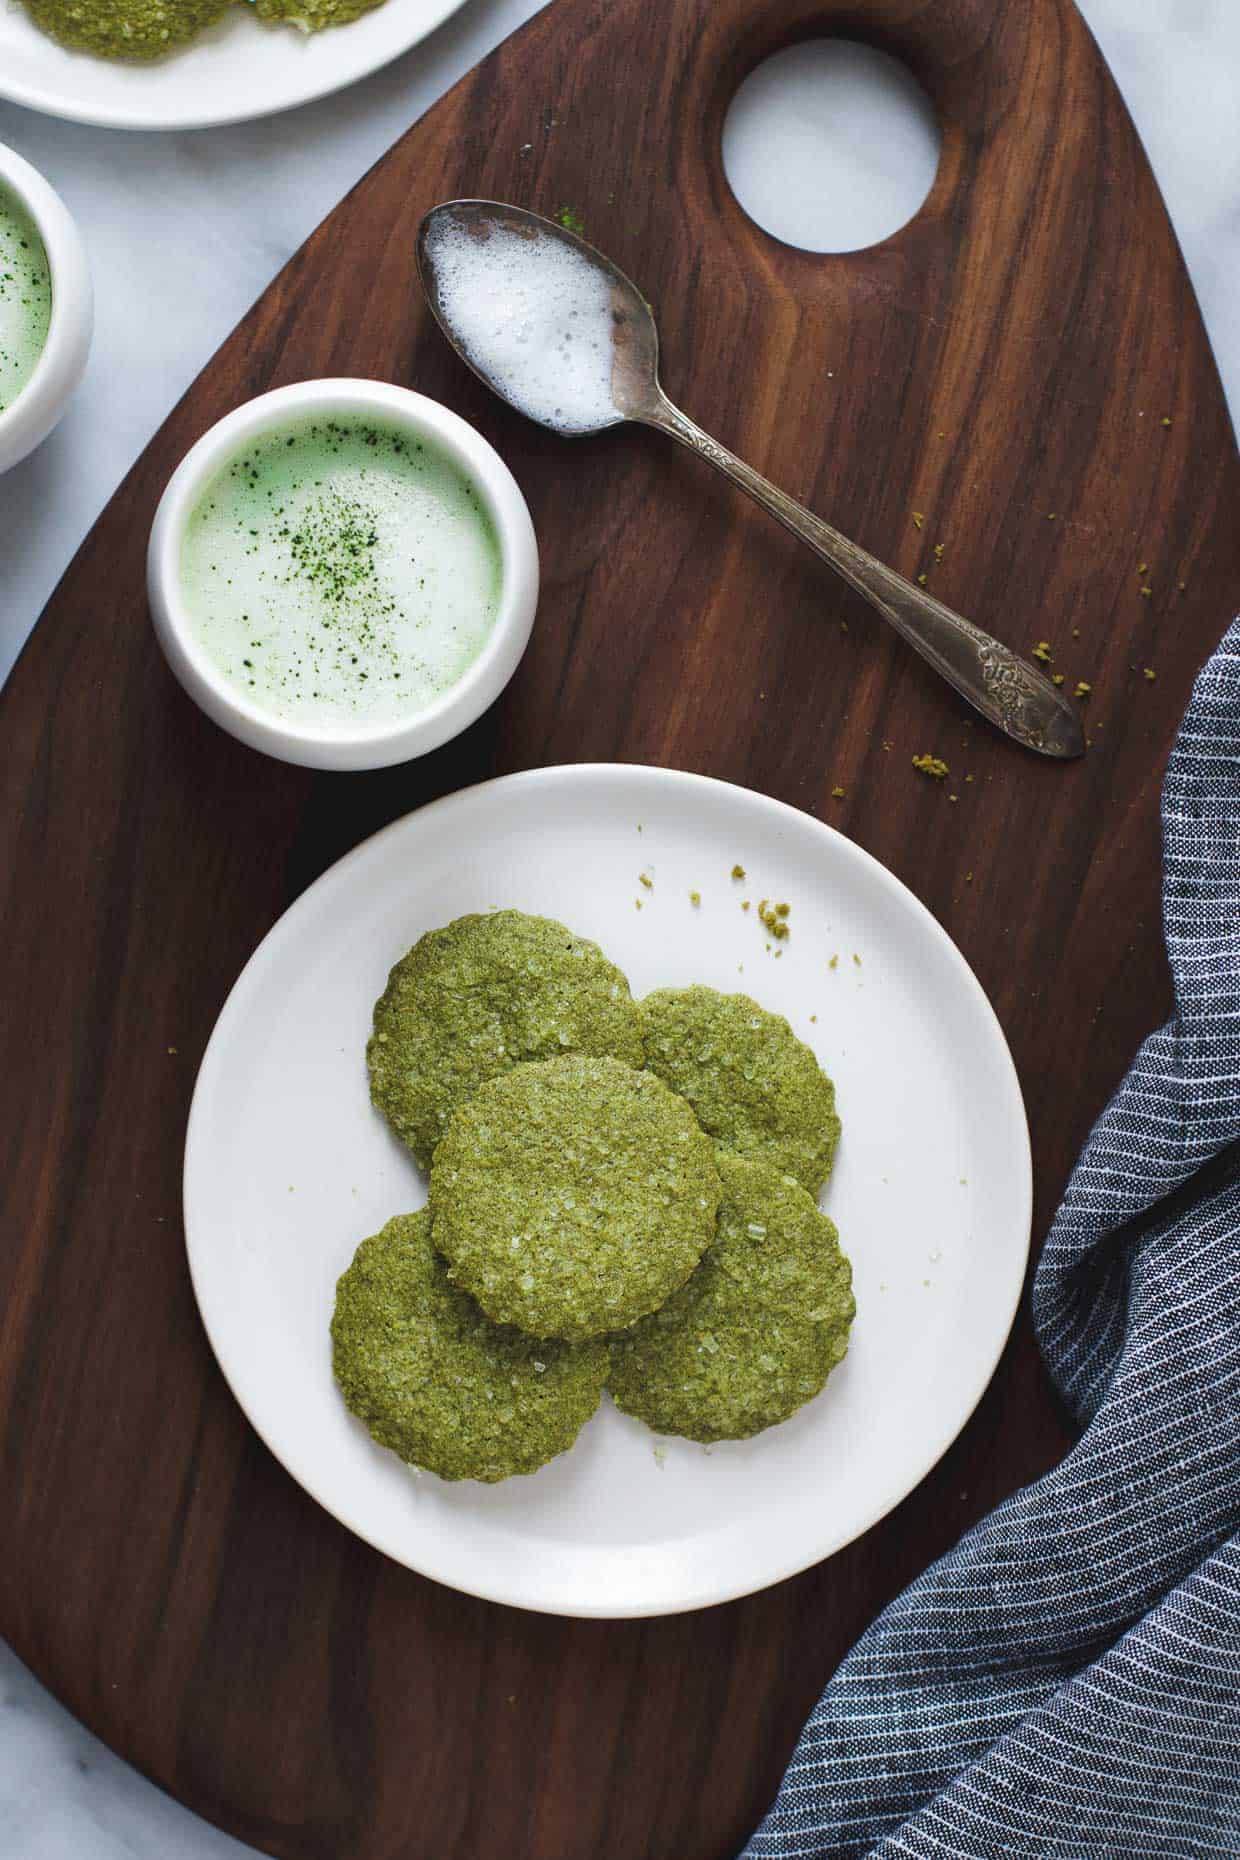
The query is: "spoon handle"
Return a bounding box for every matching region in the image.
[641,395,1084,759]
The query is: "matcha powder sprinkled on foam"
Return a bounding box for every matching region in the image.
[288,489,383,604]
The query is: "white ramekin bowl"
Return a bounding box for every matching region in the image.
[0,143,93,475]
[147,379,540,771]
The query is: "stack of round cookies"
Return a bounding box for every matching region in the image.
[332,911,854,1482]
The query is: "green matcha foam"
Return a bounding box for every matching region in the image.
[179,414,502,729]
[0,183,51,417]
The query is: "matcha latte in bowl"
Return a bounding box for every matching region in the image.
[148,380,539,770]
[0,143,92,475]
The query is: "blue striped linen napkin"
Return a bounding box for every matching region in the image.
[743,619,1240,1860]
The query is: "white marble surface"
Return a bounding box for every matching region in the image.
[1,1,1238,1853]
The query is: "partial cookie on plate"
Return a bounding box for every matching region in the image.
[332,1211,608,1482]
[368,909,644,1169]
[608,1153,855,1443]
[639,984,841,1195]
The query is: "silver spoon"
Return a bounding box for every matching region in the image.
[417,200,1085,760]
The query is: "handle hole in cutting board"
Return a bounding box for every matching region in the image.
[722,40,941,253]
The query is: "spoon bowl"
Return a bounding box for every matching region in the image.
[417,199,1086,759]
[417,198,660,431]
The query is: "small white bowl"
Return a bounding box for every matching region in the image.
[148,379,540,771]
[0,143,93,475]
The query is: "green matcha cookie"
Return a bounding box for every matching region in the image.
[639,985,841,1195]
[608,1154,855,1443]
[331,1212,607,1482]
[368,911,644,1170]
[21,0,232,59]
[429,1055,721,1340]
[254,0,386,30]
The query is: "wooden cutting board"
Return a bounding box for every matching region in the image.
[3,1,1238,1854]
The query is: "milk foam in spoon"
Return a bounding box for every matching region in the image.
[417,200,1085,758]
[423,212,619,435]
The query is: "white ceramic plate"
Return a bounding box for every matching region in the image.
[0,0,465,130]
[185,764,1031,1618]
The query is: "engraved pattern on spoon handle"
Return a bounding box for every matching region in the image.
[642,396,1084,759]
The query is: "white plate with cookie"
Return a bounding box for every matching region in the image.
[0,0,468,130]
[184,763,1031,1617]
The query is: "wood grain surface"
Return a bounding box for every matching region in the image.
[3,0,1239,1854]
